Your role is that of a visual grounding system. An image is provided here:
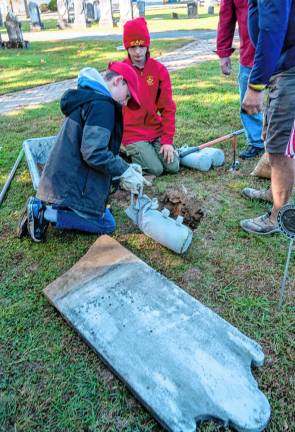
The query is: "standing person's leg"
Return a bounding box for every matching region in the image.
[152,139,180,174]
[124,141,164,176]
[269,154,295,222]
[240,67,295,235]
[238,64,264,159]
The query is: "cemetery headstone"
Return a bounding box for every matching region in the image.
[99,0,113,27]
[85,1,95,23]
[0,32,4,49]
[4,11,28,48]
[187,0,198,18]
[119,0,133,24]
[28,1,44,31]
[93,1,100,22]
[205,0,214,15]
[137,0,145,17]
[68,0,75,23]
[73,0,87,27]
[57,0,70,29]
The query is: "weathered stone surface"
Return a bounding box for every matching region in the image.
[44,236,270,432]
[28,2,44,31]
[99,0,113,27]
[57,0,70,29]
[4,11,28,48]
[73,0,86,27]
[119,0,132,24]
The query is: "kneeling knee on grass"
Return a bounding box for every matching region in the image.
[125,140,179,177]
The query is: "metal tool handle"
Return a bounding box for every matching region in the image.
[279,238,294,308]
[0,149,24,206]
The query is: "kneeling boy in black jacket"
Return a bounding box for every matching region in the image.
[18,62,147,242]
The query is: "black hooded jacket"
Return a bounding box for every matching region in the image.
[37,88,128,218]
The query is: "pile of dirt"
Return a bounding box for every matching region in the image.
[159,187,204,230]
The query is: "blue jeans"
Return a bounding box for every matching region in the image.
[238,64,264,149]
[54,207,116,234]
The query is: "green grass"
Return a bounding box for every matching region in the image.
[0,59,294,431]
[0,38,190,95]
[0,6,218,35]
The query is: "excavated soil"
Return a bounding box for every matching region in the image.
[159,187,204,230]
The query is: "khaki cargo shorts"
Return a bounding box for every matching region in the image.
[263,66,295,154]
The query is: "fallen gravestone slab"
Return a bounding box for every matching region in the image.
[43,236,270,432]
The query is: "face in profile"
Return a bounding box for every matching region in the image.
[109,76,131,106]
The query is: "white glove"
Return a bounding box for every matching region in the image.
[120,164,151,194]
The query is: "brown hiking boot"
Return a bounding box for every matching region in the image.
[241,187,273,203]
[240,212,279,235]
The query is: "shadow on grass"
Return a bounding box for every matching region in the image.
[0,59,294,432]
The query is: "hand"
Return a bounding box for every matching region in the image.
[220,57,231,76]
[120,165,151,194]
[160,144,175,164]
[242,87,264,115]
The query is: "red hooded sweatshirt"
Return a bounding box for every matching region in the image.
[121,17,176,146]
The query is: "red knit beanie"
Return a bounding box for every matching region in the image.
[123,17,150,49]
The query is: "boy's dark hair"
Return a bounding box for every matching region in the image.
[104,70,120,81]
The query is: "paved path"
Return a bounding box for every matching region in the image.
[0,37,218,115]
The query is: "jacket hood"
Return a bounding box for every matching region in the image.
[60,67,113,116]
[60,88,114,116]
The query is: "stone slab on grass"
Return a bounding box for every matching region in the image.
[43,235,270,432]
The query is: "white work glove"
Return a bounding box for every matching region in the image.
[120,164,151,194]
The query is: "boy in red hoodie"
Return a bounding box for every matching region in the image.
[121,17,179,177]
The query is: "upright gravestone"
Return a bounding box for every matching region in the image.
[137,0,145,17]
[0,32,4,48]
[28,2,44,31]
[5,11,28,48]
[119,0,133,24]
[85,1,95,23]
[99,0,113,27]
[187,1,198,18]
[93,0,100,22]
[67,0,75,23]
[73,0,87,26]
[205,0,214,15]
[57,0,69,29]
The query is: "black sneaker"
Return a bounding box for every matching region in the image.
[239,146,264,160]
[27,197,48,242]
[16,203,28,238]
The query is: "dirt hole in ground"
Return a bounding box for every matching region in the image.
[159,186,204,230]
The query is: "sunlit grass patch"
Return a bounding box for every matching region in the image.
[0,58,294,432]
[0,38,191,95]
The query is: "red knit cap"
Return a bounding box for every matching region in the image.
[123,17,150,49]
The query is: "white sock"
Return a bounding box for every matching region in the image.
[44,206,57,223]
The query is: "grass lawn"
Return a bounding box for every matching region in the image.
[0,58,294,431]
[0,6,218,34]
[0,38,191,95]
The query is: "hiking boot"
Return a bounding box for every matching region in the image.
[27,196,48,242]
[241,187,273,203]
[16,203,28,238]
[239,146,264,160]
[240,212,279,235]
